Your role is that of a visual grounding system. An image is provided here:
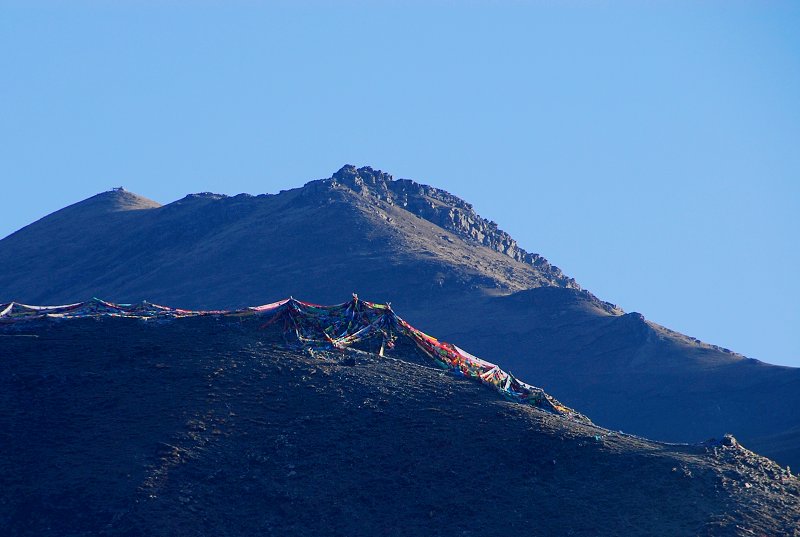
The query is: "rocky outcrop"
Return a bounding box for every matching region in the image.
[310,165,579,289]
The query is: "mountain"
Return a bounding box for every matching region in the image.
[1,165,798,469]
[0,167,579,307]
[2,313,798,536]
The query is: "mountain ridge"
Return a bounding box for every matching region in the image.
[0,164,797,470]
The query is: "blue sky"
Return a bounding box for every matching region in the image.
[1,1,798,366]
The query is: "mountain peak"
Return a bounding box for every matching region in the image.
[3,188,161,241]
[331,164,394,188]
[314,165,579,290]
[89,188,163,212]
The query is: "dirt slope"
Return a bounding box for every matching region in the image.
[1,316,798,536]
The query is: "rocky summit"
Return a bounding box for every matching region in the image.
[325,165,577,281]
[1,165,798,471]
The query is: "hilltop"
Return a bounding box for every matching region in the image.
[1,313,798,536]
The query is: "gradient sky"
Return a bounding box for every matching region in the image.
[1,1,798,366]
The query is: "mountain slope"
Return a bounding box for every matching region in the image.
[411,287,800,460]
[0,165,797,469]
[0,166,583,307]
[2,315,798,536]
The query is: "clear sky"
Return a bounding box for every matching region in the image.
[1,1,798,366]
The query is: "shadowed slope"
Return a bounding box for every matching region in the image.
[409,287,800,460]
[1,315,798,536]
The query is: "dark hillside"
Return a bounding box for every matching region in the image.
[1,315,798,536]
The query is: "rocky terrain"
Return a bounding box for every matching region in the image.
[323,165,578,284]
[2,315,799,536]
[0,165,798,470]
